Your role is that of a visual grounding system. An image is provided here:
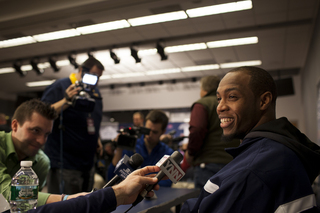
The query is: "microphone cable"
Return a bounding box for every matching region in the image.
[59,102,67,194]
[124,205,133,213]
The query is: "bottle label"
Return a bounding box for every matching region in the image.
[10,185,38,201]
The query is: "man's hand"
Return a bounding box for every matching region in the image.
[65,84,81,101]
[112,166,160,206]
[97,138,103,157]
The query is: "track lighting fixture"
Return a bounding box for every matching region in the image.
[110,50,120,64]
[13,60,26,77]
[49,56,60,72]
[30,57,44,75]
[68,53,79,69]
[130,47,141,63]
[156,42,168,61]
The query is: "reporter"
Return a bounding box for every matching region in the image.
[27,166,160,213]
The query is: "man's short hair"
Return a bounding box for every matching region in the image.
[12,99,58,125]
[145,110,168,131]
[200,75,220,93]
[133,112,144,121]
[81,56,104,72]
[229,66,277,105]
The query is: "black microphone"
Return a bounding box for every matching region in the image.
[132,151,184,206]
[103,153,144,188]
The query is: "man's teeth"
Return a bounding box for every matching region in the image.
[220,118,233,123]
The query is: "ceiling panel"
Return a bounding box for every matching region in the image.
[0,0,318,97]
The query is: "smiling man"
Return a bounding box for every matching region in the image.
[0,99,58,206]
[181,66,320,212]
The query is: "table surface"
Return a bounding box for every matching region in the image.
[112,187,200,213]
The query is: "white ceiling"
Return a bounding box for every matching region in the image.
[0,0,319,98]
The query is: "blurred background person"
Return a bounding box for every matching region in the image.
[132,111,144,127]
[41,56,104,194]
[185,75,239,189]
[0,113,11,132]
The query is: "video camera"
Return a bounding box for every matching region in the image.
[116,126,151,151]
[71,72,98,112]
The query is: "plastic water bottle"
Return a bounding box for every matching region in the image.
[10,161,39,213]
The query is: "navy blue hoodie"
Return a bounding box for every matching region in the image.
[181,117,320,213]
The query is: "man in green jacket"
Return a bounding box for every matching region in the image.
[0,99,86,207]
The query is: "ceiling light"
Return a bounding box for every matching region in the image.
[33,29,80,42]
[68,53,79,69]
[30,58,44,75]
[156,42,168,61]
[138,48,157,56]
[220,60,262,68]
[76,20,130,34]
[181,64,220,72]
[207,36,258,48]
[130,47,141,63]
[56,60,70,67]
[128,11,188,26]
[0,36,36,48]
[146,68,181,75]
[49,56,60,72]
[165,43,207,53]
[26,80,56,87]
[21,64,32,71]
[110,50,120,64]
[13,60,27,77]
[0,67,15,74]
[99,75,111,80]
[186,0,253,18]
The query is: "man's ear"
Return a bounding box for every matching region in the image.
[260,91,272,110]
[11,119,18,132]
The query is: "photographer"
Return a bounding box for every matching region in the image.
[108,110,174,187]
[41,56,104,194]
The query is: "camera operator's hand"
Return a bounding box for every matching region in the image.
[50,84,81,113]
[65,84,81,101]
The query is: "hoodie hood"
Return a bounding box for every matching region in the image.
[244,117,320,183]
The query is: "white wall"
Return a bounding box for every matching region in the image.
[301,9,320,144]
[100,81,200,111]
[276,75,306,133]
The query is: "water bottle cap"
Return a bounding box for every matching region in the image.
[20,161,32,167]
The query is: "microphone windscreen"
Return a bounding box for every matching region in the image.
[129,153,144,169]
[171,151,184,164]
